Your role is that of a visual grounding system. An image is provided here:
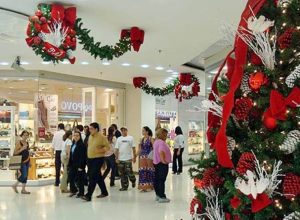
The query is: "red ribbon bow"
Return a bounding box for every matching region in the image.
[249,193,272,213]
[121,27,145,52]
[51,4,77,27]
[133,77,147,88]
[179,73,192,86]
[264,87,300,121]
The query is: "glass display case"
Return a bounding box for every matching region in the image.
[187,120,204,155]
[0,106,15,170]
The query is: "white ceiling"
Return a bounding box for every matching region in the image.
[0,0,246,84]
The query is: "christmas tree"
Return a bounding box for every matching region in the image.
[190,0,300,219]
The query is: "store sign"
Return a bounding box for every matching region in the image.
[155,110,177,119]
[60,101,92,113]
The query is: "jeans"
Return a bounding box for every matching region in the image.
[18,162,29,184]
[86,158,108,199]
[172,148,184,173]
[103,154,116,185]
[55,150,62,185]
[69,166,85,196]
[154,163,169,198]
[118,160,136,189]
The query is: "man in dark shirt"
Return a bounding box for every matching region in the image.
[110,124,121,179]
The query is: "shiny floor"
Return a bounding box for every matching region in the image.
[0,167,193,220]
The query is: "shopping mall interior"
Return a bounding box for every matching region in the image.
[1,0,300,219]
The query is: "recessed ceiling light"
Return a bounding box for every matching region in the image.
[41,61,50,65]
[208,75,213,78]
[9,87,13,89]
[34,78,39,81]
[164,80,171,84]
[81,61,89,65]
[20,61,29,65]
[155,66,164,70]
[61,60,70,64]
[166,69,173,73]
[0,62,9,66]
[141,64,149,68]
[39,89,42,92]
[18,78,24,81]
[3,78,8,81]
[207,87,212,90]
[102,62,110,66]
[105,88,114,92]
[122,63,130,66]
[68,87,73,90]
[40,87,46,90]
[171,72,179,75]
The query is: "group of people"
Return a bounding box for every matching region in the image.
[11,121,186,203]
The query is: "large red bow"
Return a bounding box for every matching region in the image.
[213,0,267,168]
[121,27,144,52]
[249,193,272,213]
[51,4,77,27]
[133,77,147,88]
[264,87,300,121]
[179,73,192,86]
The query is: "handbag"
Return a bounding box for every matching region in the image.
[9,155,22,170]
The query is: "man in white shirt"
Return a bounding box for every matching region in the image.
[172,126,185,175]
[52,123,65,186]
[115,127,137,191]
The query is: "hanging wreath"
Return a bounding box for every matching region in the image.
[26,4,77,64]
[133,73,200,101]
[26,3,145,64]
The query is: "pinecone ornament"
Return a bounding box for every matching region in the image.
[240,73,252,95]
[200,167,224,188]
[283,211,300,220]
[278,28,296,49]
[279,130,300,154]
[283,173,300,199]
[234,97,253,120]
[286,64,300,88]
[236,152,256,175]
[227,136,236,159]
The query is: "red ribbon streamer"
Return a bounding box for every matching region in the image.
[44,42,66,59]
[213,0,267,168]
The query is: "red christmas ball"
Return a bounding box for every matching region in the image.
[263,114,277,130]
[250,52,263,65]
[35,9,43,17]
[249,72,268,91]
[40,17,47,24]
[33,36,42,46]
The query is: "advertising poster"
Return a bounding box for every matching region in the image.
[34,94,58,133]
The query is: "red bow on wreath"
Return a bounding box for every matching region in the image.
[264,87,300,121]
[121,27,144,52]
[133,77,147,88]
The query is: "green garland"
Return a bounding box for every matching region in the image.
[75,18,132,60]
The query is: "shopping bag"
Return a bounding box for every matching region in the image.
[9,155,22,170]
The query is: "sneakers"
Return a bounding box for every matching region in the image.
[119,188,128,191]
[21,190,31,194]
[155,196,160,201]
[158,198,171,203]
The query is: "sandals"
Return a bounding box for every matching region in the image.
[12,185,18,194]
[21,190,31,194]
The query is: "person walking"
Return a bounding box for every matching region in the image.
[52,123,65,186]
[115,127,137,191]
[76,125,86,141]
[82,122,109,201]
[111,124,121,179]
[138,126,155,192]
[153,128,172,203]
[103,126,117,187]
[12,131,31,194]
[60,130,73,193]
[68,131,87,198]
[172,126,185,175]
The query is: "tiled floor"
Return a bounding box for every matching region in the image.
[0,167,193,220]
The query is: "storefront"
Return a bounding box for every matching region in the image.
[155,94,207,164]
[0,71,125,185]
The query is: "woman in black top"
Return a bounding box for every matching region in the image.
[12,131,31,194]
[68,131,87,198]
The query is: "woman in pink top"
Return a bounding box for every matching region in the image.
[153,128,172,203]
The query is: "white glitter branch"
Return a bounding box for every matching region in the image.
[43,21,69,47]
[190,92,223,117]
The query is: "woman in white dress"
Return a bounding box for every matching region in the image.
[60,130,73,193]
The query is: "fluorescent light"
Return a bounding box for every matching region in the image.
[155,66,164,70]
[42,61,50,65]
[20,91,28,93]
[34,78,39,81]
[0,62,9,66]
[122,63,130,66]
[18,78,24,81]
[20,61,29,65]
[105,88,114,92]
[81,61,89,65]
[68,87,73,90]
[166,69,173,73]
[102,62,110,66]
[61,60,70,64]
[141,64,149,68]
